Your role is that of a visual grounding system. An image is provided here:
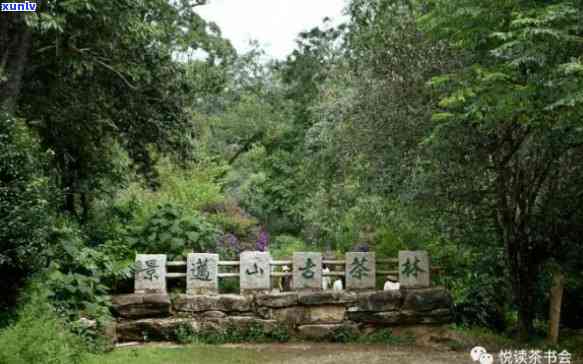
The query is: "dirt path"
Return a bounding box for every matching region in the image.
[219,343,470,364]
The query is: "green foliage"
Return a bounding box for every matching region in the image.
[0,283,87,364]
[134,204,220,259]
[328,327,414,344]
[0,112,55,273]
[269,235,310,259]
[173,322,290,345]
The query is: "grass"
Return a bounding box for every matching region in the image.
[85,345,274,364]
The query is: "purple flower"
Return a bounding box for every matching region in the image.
[216,233,241,258]
[256,229,269,252]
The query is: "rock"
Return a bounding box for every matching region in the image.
[227,316,278,333]
[346,310,401,324]
[269,307,309,325]
[297,324,358,340]
[400,309,453,324]
[307,306,346,324]
[173,294,251,313]
[402,288,453,312]
[256,292,298,308]
[351,290,403,312]
[111,294,171,319]
[202,310,227,319]
[298,291,358,306]
[116,318,194,342]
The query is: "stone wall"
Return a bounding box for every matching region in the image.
[111,287,454,342]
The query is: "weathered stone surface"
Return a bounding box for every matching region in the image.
[400,309,453,324]
[240,251,271,291]
[256,292,298,308]
[307,305,346,324]
[402,288,453,312]
[345,252,376,290]
[135,254,167,294]
[297,324,358,340]
[116,318,193,342]
[293,252,322,290]
[111,294,171,319]
[173,294,252,313]
[399,251,430,288]
[351,290,403,312]
[227,316,278,333]
[298,291,358,305]
[202,310,227,319]
[269,306,309,325]
[346,310,401,324]
[187,253,218,295]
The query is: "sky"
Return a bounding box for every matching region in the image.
[197,0,348,60]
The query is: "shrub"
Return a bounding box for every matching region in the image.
[0,283,87,364]
[270,235,310,259]
[131,203,221,259]
[0,112,56,308]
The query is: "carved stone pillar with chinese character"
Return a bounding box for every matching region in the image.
[293,252,322,291]
[346,252,375,290]
[398,251,430,288]
[187,253,219,295]
[135,254,167,294]
[240,251,271,293]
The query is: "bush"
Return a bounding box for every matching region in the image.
[131,203,221,259]
[0,283,87,364]
[0,112,56,308]
[270,235,310,259]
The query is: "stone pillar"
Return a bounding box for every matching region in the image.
[135,254,167,294]
[398,251,430,288]
[293,252,322,291]
[346,252,375,290]
[240,251,271,293]
[187,253,219,295]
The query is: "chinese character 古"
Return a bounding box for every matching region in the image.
[401,256,426,278]
[135,259,160,281]
[349,256,370,280]
[299,258,317,279]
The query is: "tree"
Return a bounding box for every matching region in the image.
[421,0,583,339]
[1,0,234,220]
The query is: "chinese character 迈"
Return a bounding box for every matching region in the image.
[192,258,212,281]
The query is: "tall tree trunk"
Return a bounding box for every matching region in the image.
[0,15,32,112]
[547,268,564,345]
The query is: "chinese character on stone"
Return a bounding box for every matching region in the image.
[346,252,375,290]
[187,253,218,294]
[135,254,166,294]
[240,251,271,292]
[293,252,322,290]
[398,251,430,288]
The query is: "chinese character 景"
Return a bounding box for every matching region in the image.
[135,259,160,281]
